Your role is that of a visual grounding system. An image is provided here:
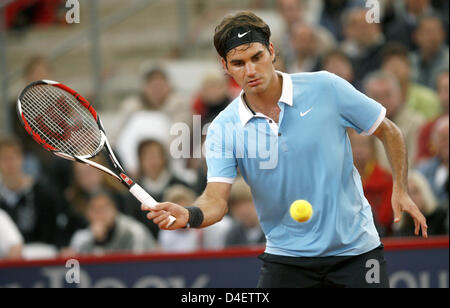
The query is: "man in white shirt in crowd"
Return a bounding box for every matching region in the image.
[0,209,23,260]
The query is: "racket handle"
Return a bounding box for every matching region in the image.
[129,184,176,227]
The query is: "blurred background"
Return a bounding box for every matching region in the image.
[0,0,448,288]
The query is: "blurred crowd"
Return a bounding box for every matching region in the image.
[0,0,448,261]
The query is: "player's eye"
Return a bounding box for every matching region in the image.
[252,52,264,62]
[252,55,261,61]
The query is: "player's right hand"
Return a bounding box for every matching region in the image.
[142,202,189,230]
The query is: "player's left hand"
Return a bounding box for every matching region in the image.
[392,190,428,238]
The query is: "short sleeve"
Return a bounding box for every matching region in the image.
[205,121,237,183]
[329,73,386,135]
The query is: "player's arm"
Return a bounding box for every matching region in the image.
[372,118,428,238]
[143,182,231,230]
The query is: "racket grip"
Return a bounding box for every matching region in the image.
[129,184,176,227]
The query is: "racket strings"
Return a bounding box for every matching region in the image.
[26,87,95,138]
[23,85,100,154]
[23,90,99,156]
[20,85,102,157]
[25,95,89,152]
[24,93,100,156]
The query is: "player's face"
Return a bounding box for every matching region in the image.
[0,146,23,177]
[222,42,276,95]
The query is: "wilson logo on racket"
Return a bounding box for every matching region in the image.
[120,173,134,185]
[35,96,83,141]
[17,80,176,227]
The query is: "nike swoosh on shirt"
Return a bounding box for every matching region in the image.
[238,31,251,38]
[300,108,313,117]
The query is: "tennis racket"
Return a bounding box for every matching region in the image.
[16,80,176,227]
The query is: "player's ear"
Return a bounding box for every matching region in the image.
[269,42,275,62]
[221,57,230,75]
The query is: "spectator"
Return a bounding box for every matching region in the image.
[288,22,323,73]
[11,56,50,178]
[393,171,448,236]
[277,0,303,28]
[116,66,192,130]
[320,48,357,88]
[429,0,449,43]
[14,56,85,245]
[0,209,23,260]
[384,0,439,50]
[68,191,157,255]
[192,71,232,128]
[122,139,191,239]
[381,43,441,120]
[0,137,59,246]
[61,161,128,248]
[137,139,191,202]
[113,66,191,174]
[348,130,393,236]
[410,15,449,89]
[417,70,449,163]
[417,115,449,204]
[276,0,336,72]
[65,161,126,216]
[11,55,73,198]
[158,185,233,252]
[341,7,385,84]
[225,177,265,247]
[276,0,304,71]
[319,0,350,42]
[364,71,425,169]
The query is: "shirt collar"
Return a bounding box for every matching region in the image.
[238,71,293,126]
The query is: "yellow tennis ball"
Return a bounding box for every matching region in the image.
[290,200,313,222]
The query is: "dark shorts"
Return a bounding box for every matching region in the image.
[257,245,390,288]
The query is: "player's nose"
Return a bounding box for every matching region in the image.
[245,62,257,77]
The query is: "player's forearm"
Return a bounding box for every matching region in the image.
[374,119,409,192]
[194,191,229,228]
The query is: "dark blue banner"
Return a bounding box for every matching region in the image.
[0,238,448,288]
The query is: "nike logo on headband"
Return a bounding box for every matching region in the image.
[238,31,251,38]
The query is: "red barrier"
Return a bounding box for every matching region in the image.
[382,235,449,251]
[0,236,447,269]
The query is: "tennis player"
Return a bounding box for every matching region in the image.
[144,11,428,288]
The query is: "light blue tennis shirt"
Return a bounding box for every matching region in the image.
[205,71,386,257]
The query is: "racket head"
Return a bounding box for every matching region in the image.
[17,80,105,160]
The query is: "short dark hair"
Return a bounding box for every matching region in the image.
[213,11,271,59]
[416,13,445,31]
[137,139,166,161]
[381,43,410,65]
[137,139,168,177]
[321,48,351,67]
[144,67,168,83]
[87,189,119,209]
